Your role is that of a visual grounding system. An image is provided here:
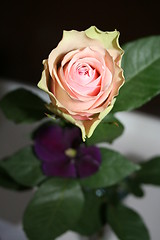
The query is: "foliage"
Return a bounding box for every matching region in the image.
[0,35,160,239]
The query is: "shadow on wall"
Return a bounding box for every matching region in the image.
[1,0,160,83]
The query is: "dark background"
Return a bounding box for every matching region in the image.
[0,0,160,115]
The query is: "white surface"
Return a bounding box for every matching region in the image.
[112,111,160,161]
[112,111,160,240]
[0,79,160,240]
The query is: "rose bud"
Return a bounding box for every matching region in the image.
[38,26,125,141]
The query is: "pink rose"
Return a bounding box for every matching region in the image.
[38,26,124,141]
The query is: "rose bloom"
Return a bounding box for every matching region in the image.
[38,26,124,141]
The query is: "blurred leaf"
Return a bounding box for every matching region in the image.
[119,178,144,198]
[80,148,140,189]
[113,35,160,112]
[108,204,150,240]
[71,190,103,236]
[126,178,144,197]
[23,178,84,240]
[0,147,46,187]
[136,156,160,185]
[0,88,47,123]
[86,115,124,145]
[0,164,29,190]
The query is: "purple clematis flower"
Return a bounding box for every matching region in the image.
[34,125,101,178]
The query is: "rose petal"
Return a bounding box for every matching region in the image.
[54,80,97,112]
[38,27,125,141]
[85,26,124,64]
[48,30,104,79]
[38,59,65,110]
[83,98,116,138]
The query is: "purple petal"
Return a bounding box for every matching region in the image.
[63,127,82,149]
[33,124,101,179]
[34,125,82,162]
[34,125,81,178]
[76,146,101,178]
[42,157,77,178]
[34,125,66,162]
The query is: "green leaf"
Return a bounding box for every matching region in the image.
[71,190,103,236]
[80,148,140,189]
[23,178,84,240]
[0,88,47,123]
[126,179,144,198]
[108,204,150,240]
[86,115,124,145]
[113,35,160,112]
[0,164,29,190]
[0,147,46,187]
[120,178,144,198]
[136,156,160,185]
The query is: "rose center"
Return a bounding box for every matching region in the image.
[78,65,90,76]
[76,63,93,79]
